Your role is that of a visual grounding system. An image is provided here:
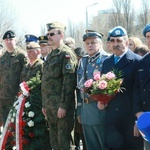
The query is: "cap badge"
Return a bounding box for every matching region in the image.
[115,30,121,35]
[7,34,10,38]
[41,36,44,40]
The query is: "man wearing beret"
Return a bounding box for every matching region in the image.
[0,30,27,149]
[38,35,51,61]
[142,23,150,49]
[99,26,143,149]
[76,31,109,150]
[41,22,78,150]
[133,24,150,150]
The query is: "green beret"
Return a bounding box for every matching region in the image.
[38,36,48,44]
[26,42,40,50]
[46,22,66,31]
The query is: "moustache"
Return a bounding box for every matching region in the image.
[113,45,120,50]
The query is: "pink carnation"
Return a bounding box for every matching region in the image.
[98,80,107,89]
[94,74,100,81]
[84,79,93,88]
[105,72,115,80]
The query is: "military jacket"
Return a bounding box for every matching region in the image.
[41,43,77,110]
[77,50,109,125]
[20,59,43,82]
[0,48,27,99]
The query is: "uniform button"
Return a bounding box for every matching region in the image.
[143,101,146,104]
[140,80,142,82]
[143,89,146,91]
[116,108,119,111]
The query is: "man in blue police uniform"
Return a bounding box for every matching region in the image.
[133,24,150,150]
[77,31,109,150]
[100,26,143,150]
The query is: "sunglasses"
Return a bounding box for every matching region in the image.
[46,33,59,37]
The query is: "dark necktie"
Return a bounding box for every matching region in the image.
[114,56,120,64]
[41,57,45,61]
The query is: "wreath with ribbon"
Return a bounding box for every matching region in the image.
[0,73,47,150]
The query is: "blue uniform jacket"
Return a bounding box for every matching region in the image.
[77,50,109,125]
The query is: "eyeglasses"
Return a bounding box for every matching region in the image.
[46,33,59,37]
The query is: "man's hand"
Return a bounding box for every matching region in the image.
[97,101,106,110]
[77,115,81,124]
[134,122,140,137]
[42,107,47,116]
[136,111,143,118]
[57,108,66,119]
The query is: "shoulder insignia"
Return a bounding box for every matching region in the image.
[65,63,72,69]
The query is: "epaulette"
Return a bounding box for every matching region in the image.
[82,54,89,58]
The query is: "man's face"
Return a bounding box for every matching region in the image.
[4,38,16,49]
[46,29,62,46]
[109,36,128,56]
[40,43,50,56]
[84,37,102,56]
[145,32,150,49]
[27,49,39,61]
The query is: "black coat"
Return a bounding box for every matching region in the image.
[133,53,150,113]
[101,50,143,149]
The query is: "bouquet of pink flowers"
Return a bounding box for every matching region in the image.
[84,70,124,104]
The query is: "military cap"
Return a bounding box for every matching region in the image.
[38,35,48,44]
[25,34,38,43]
[26,42,40,50]
[109,26,127,37]
[143,23,150,37]
[3,30,16,40]
[74,47,86,57]
[83,31,103,41]
[85,29,104,37]
[46,22,66,31]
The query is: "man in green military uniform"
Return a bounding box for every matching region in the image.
[20,42,52,150]
[41,22,77,150]
[0,30,27,125]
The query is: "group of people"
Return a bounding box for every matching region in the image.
[0,21,149,150]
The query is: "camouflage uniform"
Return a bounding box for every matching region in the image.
[20,59,43,81]
[41,43,77,150]
[0,48,27,124]
[21,58,52,150]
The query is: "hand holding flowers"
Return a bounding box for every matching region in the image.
[84,70,124,104]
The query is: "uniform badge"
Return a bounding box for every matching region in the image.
[7,34,10,38]
[92,64,95,67]
[65,63,72,69]
[65,54,71,59]
[115,30,120,36]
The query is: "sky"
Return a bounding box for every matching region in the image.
[12,0,113,35]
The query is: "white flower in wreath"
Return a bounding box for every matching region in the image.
[28,111,35,117]
[11,118,15,122]
[13,113,16,117]
[25,102,31,108]
[28,120,34,127]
